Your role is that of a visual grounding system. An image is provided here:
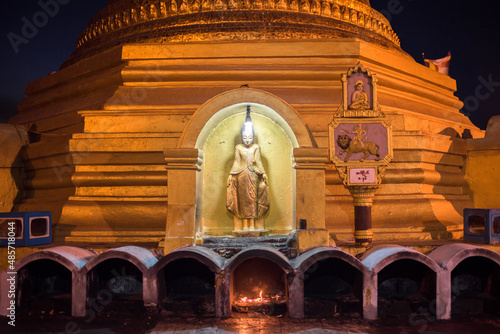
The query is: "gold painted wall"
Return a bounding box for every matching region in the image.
[5,39,485,243]
[201,106,294,235]
[0,125,27,212]
[465,116,500,208]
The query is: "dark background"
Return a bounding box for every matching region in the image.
[371,0,500,130]
[1,0,499,129]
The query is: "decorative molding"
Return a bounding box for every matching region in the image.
[292,147,329,170]
[75,0,400,50]
[164,148,203,171]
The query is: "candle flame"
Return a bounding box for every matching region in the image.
[238,290,265,304]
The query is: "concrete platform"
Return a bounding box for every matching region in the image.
[5,314,500,334]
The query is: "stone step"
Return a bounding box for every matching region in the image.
[201,234,293,258]
[64,236,163,243]
[59,230,164,243]
[330,225,463,242]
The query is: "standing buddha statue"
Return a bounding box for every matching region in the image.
[227,106,269,232]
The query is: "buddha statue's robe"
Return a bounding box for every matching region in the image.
[227,143,269,219]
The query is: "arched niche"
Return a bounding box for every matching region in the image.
[179,88,312,149]
[198,102,295,235]
[164,88,326,253]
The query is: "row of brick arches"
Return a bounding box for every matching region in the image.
[2,244,499,320]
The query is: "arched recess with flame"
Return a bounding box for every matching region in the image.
[219,246,294,317]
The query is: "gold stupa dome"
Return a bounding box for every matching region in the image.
[64,0,401,67]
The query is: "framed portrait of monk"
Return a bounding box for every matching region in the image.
[335,62,380,118]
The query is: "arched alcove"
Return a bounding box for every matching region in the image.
[361,245,443,320]
[451,257,500,315]
[17,260,73,317]
[303,258,363,318]
[164,88,326,253]
[428,243,500,319]
[377,259,436,319]
[291,247,370,319]
[230,257,288,316]
[86,258,145,318]
[220,246,293,317]
[179,88,312,149]
[199,103,295,235]
[159,258,216,317]
[5,246,95,318]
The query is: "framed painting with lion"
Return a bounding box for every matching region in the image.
[329,119,392,167]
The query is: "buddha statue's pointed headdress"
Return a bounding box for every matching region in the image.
[243,105,253,135]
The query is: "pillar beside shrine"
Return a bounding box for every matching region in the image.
[163,148,202,253]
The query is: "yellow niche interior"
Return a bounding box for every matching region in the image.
[199,103,295,236]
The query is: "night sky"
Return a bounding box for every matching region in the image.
[1,0,499,129]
